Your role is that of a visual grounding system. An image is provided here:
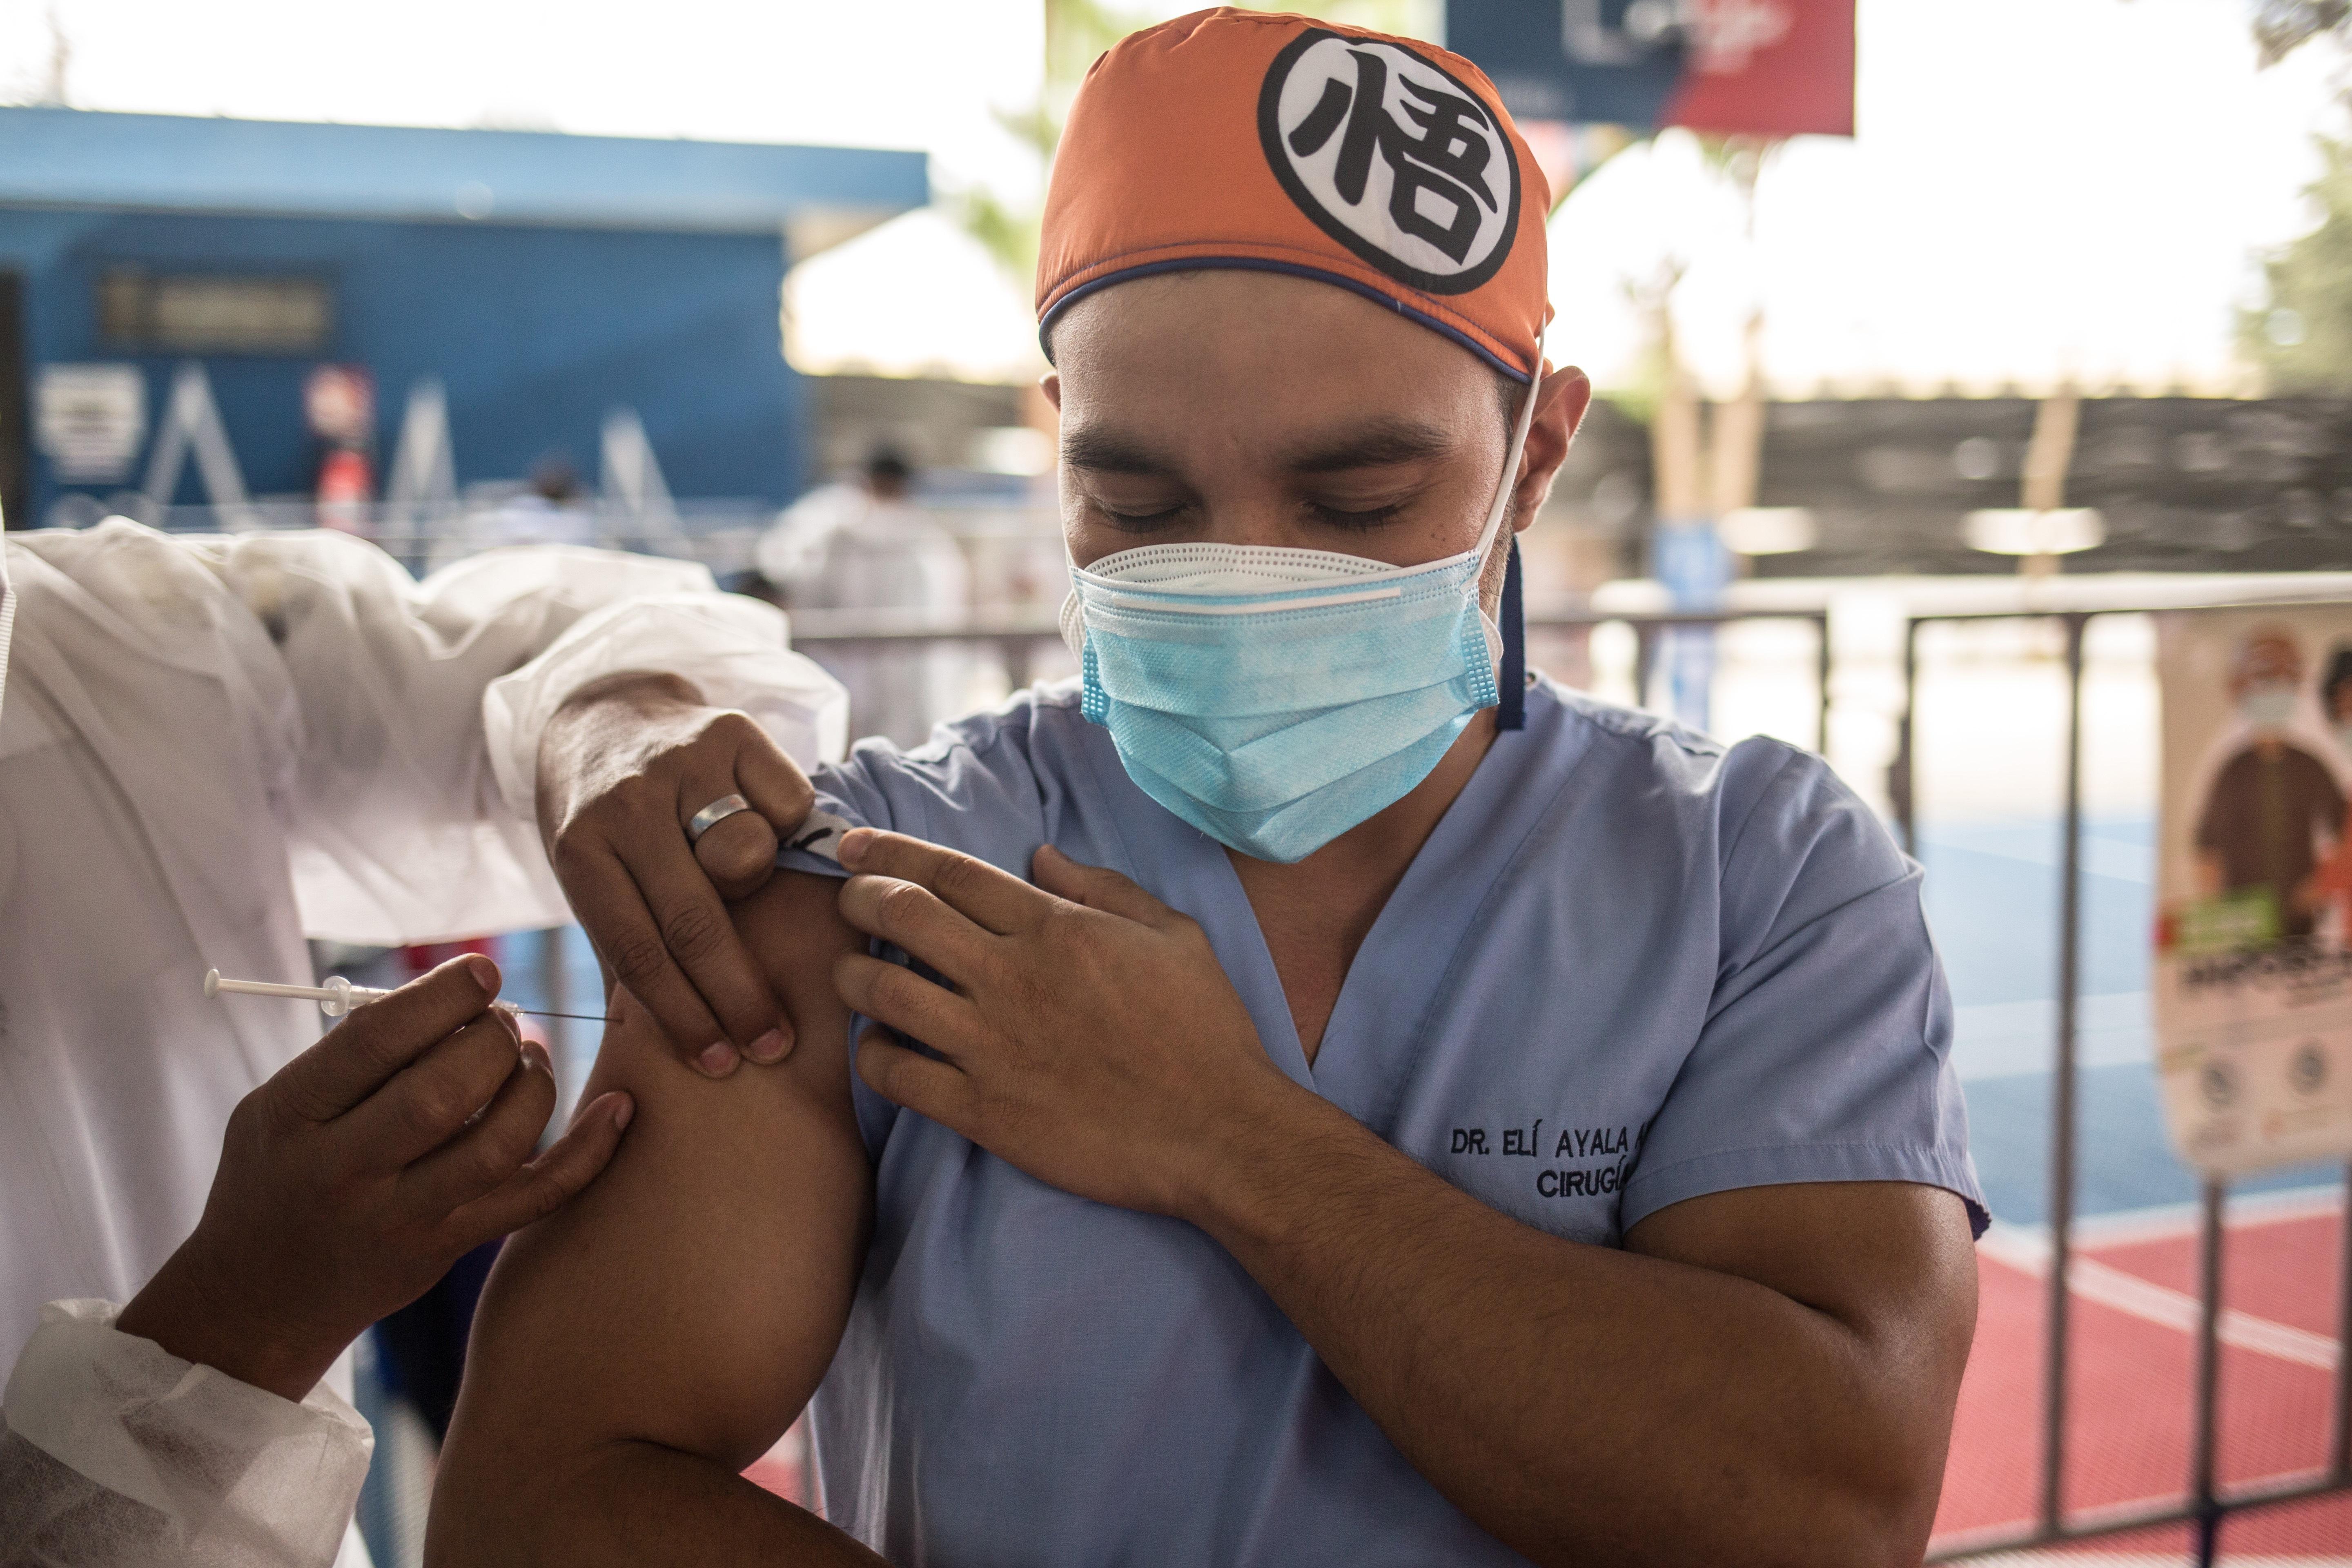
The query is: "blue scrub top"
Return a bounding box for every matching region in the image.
[781,676,1983,1567]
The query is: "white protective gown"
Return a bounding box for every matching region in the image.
[0,520,847,1567]
[756,483,971,749]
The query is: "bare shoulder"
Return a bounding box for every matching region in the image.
[435,871,871,1512]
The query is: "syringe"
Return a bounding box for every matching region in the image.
[203,969,607,1022]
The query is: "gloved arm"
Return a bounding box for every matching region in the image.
[190,533,844,949]
[0,1299,372,1568]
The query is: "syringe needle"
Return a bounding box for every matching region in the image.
[205,969,610,1025]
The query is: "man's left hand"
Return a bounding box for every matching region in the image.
[832,828,1299,1217]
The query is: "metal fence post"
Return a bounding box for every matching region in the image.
[1874,599,2352,1562]
[1895,617,1919,857]
[2190,1179,2227,1568]
[2039,612,2088,1534]
[2334,1160,2352,1481]
[1814,612,1832,756]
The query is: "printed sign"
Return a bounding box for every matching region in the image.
[34,364,147,484]
[1446,0,1855,138]
[2154,607,2352,1174]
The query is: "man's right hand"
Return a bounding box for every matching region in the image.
[117,956,633,1403]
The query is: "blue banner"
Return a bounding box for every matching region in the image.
[1447,0,1687,125]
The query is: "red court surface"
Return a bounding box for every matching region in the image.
[744,1192,2352,1562]
[1933,1189,2352,1563]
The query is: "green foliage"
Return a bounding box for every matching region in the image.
[1048,0,1152,91]
[955,0,1439,287]
[958,186,1045,293]
[2242,136,2352,394]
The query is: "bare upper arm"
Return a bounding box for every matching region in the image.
[1625,1179,1978,1510]
[437,870,871,1486]
[1627,1180,1977,1357]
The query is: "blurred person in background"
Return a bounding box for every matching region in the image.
[756,447,971,747]
[2194,627,2344,938]
[484,454,597,548]
[0,519,845,1566]
[2292,643,2352,940]
[2326,645,2352,755]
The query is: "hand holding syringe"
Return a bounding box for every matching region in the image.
[120,956,633,1408]
[204,969,608,1023]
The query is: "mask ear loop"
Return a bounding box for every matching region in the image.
[0,536,14,736]
[1499,536,1525,731]
[1482,332,1545,733]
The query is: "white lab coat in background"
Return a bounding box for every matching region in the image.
[757,482,971,748]
[480,493,597,548]
[0,519,847,1567]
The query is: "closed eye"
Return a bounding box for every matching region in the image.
[1094,501,1191,533]
[1305,499,1406,530]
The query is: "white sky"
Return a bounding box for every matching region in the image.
[2,0,2342,391]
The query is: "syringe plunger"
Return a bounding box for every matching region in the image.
[202,969,532,1019]
[204,969,394,1017]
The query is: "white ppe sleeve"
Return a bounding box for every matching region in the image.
[482,591,850,823]
[186,532,724,942]
[193,532,850,943]
[18,521,845,943]
[0,1300,372,1568]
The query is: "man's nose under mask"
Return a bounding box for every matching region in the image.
[1059,353,1541,865]
[1063,539,1508,863]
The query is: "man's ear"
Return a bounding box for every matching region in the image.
[1511,366,1592,533]
[1041,372,1063,414]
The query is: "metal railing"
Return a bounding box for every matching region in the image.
[526,589,2352,1563]
[64,497,1066,585]
[264,494,2343,1557]
[1893,602,2352,1566]
[786,605,1835,753]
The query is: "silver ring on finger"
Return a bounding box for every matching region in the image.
[687,793,755,844]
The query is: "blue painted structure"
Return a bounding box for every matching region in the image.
[0,108,929,523]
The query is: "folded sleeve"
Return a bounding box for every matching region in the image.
[0,1299,373,1568]
[482,590,850,823]
[1621,751,1988,1238]
[193,533,719,941]
[197,532,844,943]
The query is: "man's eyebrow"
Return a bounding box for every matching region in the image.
[1059,418,1461,475]
[1059,425,1174,474]
[1285,420,1458,474]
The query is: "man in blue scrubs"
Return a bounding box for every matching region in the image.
[432,13,1984,1567]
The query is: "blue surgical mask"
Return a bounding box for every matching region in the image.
[2241,683,2298,730]
[1062,347,1541,864]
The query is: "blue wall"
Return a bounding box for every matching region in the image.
[1,207,805,520]
[0,107,924,230]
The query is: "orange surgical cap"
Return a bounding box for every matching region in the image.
[1037,7,1552,382]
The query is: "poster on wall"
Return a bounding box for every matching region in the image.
[2154,607,2352,1176]
[33,364,147,485]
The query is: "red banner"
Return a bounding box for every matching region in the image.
[1664,0,1855,139]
